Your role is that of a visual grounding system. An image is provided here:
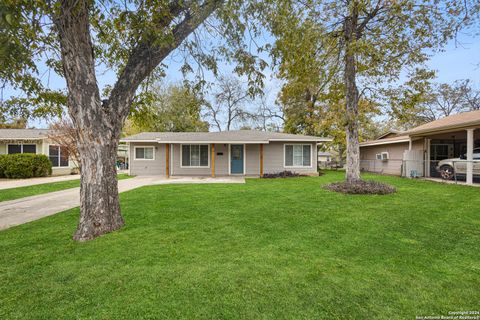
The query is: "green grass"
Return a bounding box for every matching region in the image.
[0,174,132,203]
[0,171,478,319]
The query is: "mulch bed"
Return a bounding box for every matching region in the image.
[324,180,396,195]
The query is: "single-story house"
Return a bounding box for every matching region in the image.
[359,110,480,184]
[317,151,332,163]
[0,129,77,175]
[121,130,331,177]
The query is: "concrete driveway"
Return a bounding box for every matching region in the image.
[0,176,245,230]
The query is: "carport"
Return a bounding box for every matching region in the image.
[407,113,480,185]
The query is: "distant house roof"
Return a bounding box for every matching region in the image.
[376,130,403,140]
[0,129,50,140]
[407,110,480,135]
[360,110,480,147]
[318,152,332,156]
[121,130,332,144]
[359,134,410,147]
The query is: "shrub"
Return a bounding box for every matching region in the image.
[324,180,396,195]
[0,154,52,179]
[31,154,53,177]
[0,155,7,178]
[262,170,302,178]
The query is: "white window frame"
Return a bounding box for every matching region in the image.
[284,143,313,168]
[7,143,37,154]
[133,146,155,161]
[48,144,70,168]
[180,144,210,168]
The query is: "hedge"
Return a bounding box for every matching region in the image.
[0,154,52,179]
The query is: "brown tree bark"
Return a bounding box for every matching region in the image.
[53,0,222,241]
[343,3,361,183]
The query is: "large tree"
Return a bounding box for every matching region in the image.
[1,0,266,241]
[204,75,253,131]
[388,78,480,128]
[126,83,209,134]
[263,0,475,183]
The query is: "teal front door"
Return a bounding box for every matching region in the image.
[230,144,244,174]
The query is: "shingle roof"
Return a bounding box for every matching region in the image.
[0,129,50,140]
[121,130,331,143]
[407,110,480,135]
[359,135,410,147]
[376,130,403,140]
[317,152,332,156]
[360,110,480,147]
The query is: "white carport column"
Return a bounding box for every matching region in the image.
[408,138,413,151]
[466,129,474,185]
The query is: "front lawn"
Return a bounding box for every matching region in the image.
[0,172,478,319]
[0,173,132,203]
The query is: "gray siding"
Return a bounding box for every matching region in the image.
[128,141,318,176]
[213,144,229,175]
[263,142,317,175]
[129,142,166,176]
[359,140,424,176]
[246,144,260,175]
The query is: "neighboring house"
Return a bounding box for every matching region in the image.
[121,130,331,177]
[359,110,480,184]
[0,129,76,176]
[318,152,332,163]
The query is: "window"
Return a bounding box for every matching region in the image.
[7,144,36,154]
[474,148,480,160]
[181,144,209,167]
[49,145,69,167]
[134,147,154,160]
[285,144,311,167]
[22,144,37,153]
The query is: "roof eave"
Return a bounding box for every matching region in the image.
[0,137,46,140]
[269,137,332,142]
[359,139,410,147]
[119,139,157,143]
[408,122,480,136]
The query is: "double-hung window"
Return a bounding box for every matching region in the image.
[134,146,154,160]
[7,144,37,154]
[181,144,209,167]
[49,145,69,167]
[285,144,311,167]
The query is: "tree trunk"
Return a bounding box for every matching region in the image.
[74,136,124,241]
[53,0,222,240]
[54,1,126,241]
[344,6,361,183]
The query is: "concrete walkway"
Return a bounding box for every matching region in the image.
[0,176,245,230]
[422,177,480,187]
[0,174,81,190]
